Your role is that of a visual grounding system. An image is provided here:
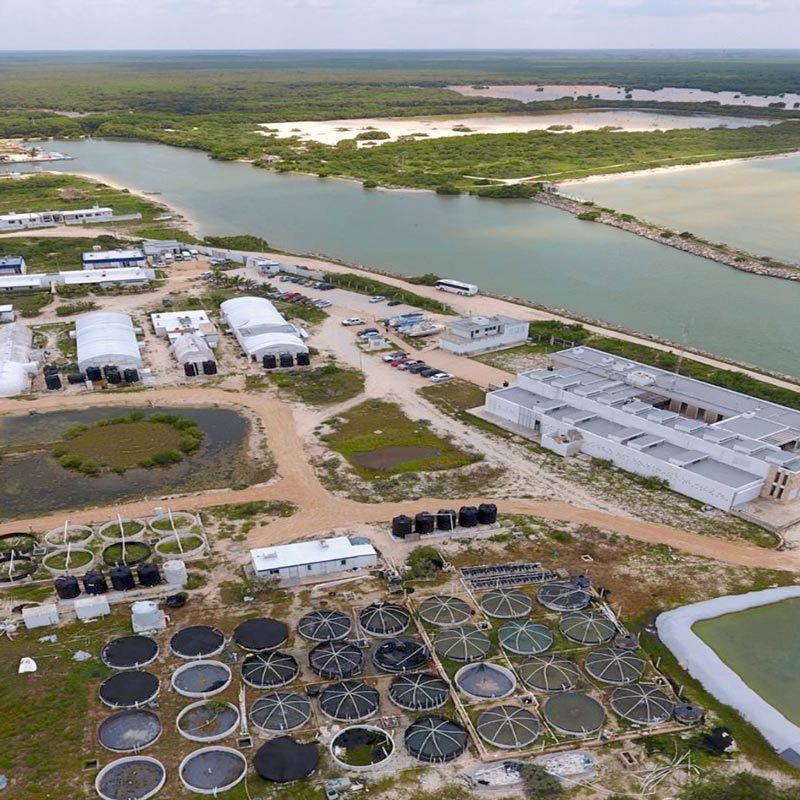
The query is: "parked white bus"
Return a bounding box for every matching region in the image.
[434,279,479,296]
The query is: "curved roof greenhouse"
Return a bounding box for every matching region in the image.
[433,625,491,663]
[476,705,541,749]
[75,311,142,371]
[479,588,532,619]
[584,648,646,685]
[559,611,616,645]
[220,297,308,359]
[498,620,553,655]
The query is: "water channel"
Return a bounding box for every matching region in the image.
[3,137,799,376]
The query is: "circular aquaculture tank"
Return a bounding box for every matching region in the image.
[233,617,288,652]
[170,625,225,659]
[98,518,148,543]
[585,648,646,685]
[309,641,364,679]
[298,609,352,642]
[331,725,395,771]
[0,531,39,555]
[250,691,312,733]
[0,554,37,583]
[102,636,159,670]
[153,534,205,560]
[319,680,380,721]
[404,716,468,763]
[559,612,616,645]
[372,637,430,673]
[44,525,93,548]
[542,692,606,736]
[177,700,240,742]
[42,547,95,575]
[171,661,232,698]
[389,672,449,711]
[610,683,675,726]
[479,588,532,619]
[418,595,472,627]
[455,662,516,700]
[433,624,491,663]
[476,705,541,749]
[519,655,581,693]
[98,710,162,753]
[254,736,320,783]
[242,651,299,688]
[498,620,553,655]
[179,747,247,795]
[100,671,160,709]
[102,541,152,568]
[359,602,410,637]
[537,582,591,612]
[674,702,704,726]
[149,512,198,535]
[95,756,166,800]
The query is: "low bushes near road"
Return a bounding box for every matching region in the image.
[264,362,365,406]
[323,272,454,314]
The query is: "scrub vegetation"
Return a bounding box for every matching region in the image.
[265,362,365,406]
[0,233,131,273]
[324,272,453,313]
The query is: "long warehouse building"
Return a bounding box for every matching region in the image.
[483,346,800,511]
[220,296,308,360]
[75,311,143,372]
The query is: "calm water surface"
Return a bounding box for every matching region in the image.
[3,138,799,376]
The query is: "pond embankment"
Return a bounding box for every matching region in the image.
[536,190,800,283]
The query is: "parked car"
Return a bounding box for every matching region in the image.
[341,317,364,326]
[313,299,332,308]
[429,372,453,383]
[387,299,402,307]
[391,356,410,367]
[407,363,429,374]
[382,351,406,362]
[357,328,380,337]
[419,367,440,378]
[397,360,422,371]
[369,295,386,303]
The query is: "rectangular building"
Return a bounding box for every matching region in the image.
[440,314,528,355]
[0,256,26,275]
[150,310,219,347]
[0,207,114,231]
[142,239,183,258]
[483,346,800,511]
[82,249,147,270]
[60,268,153,289]
[250,536,378,585]
[220,296,308,360]
[0,305,14,323]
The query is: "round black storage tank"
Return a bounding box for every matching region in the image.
[458,506,479,528]
[414,512,435,535]
[477,503,498,525]
[123,368,139,383]
[86,366,102,381]
[392,515,413,539]
[137,563,161,588]
[67,372,86,384]
[55,575,81,600]
[296,352,310,367]
[436,509,456,531]
[184,362,198,377]
[279,353,294,368]
[107,367,122,385]
[263,354,277,370]
[83,571,108,595]
[202,360,217,375]
[111,565,136,592]
[45,373,62,390]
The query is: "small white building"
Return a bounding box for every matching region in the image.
[82,248,147,270]
[0,256,26,275]
[250,536,378,586]
[142,239,184,258]
[0,274,46,293]
[440,314,528,355]
[0,206,114,232]
[60,268,154,289]
[150,310,219,347]
[75,311,143,371]
[172,332,215,373]
[0,305,14,323]
[220,296,308,361]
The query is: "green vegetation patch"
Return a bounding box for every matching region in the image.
[52,411,203,475]
[43,549,93,570]
[102,541,151,566]
[324,272,453,314]
[0,234,132,273]
[322,399,478,478]
[266,362,365,406]
[156,534,204,554]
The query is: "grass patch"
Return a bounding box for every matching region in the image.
[321,399,478,478]
[265,362,365,406]
[206,500,296,521]
[102,540,151,565]
[156,534,203,554]
[323,272,454,314]
[43,549,93,570]
[10,291,52,317]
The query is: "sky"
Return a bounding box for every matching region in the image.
[2,0,800,49]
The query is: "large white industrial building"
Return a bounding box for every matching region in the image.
[0,268,153,293]
[75,311,143,372]
[220,296,308,360]
[250,536,378,585]
[483,346,800,511]
[0,323,37,397]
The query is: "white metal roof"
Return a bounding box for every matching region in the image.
[82,249,146,263]
[0,304,13,313]
[221,296,307,357]
[75,311,142,369]
[172,332,213,363]
[250,537,377,572]
[61,268,151,285]
[0,323,35,397]
[0,274,44,288]
[151,310,212,330]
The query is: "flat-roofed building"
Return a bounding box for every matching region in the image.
[82,248,147,270]
[483,346,800,511]
[0,305,15,323]
[0,256,26,275]
[0,207,114,231]
[142,239,183,257]
[60,268,153,288]
[440,314,528,355]
[220,296,308,360]
[150,310,219,347]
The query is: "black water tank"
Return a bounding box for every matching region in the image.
[110,565,135,591]
[477,503,498,525]
[55,575,81,600]
[67,372,86,384]
[86,366,102,381]
[296,352,310,366]
[262,354,277,370]
[45,373,62,390]
[458,506,479,527]
[102,365,115,379]
[44,364,59,375]
[137,562,161,587]
[279,352,294,368]
[391,514,413,538]
[414,512,435,535]
[106,367,121,385]
[83,571,108,595]
[184,362,198,377]
[123,368,139,383]
[202,360,217,375]
[436,509,457,531]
